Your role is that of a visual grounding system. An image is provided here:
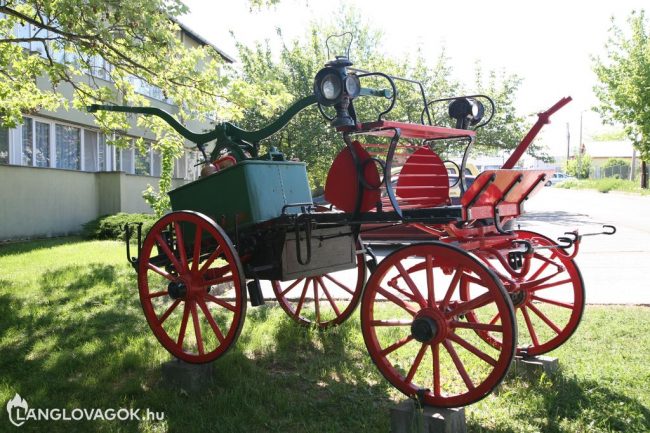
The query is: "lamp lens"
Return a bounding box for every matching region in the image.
[345,75,360,97]
[321,74,341,100]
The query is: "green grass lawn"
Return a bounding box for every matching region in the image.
[1,238,649,432]
[558,178,650,195]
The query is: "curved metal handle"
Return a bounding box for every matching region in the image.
[556,236,575,249]
[357,72,398,121]
[513,240,533,254]
[326,32,353,60]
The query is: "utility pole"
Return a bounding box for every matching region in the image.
[566,122,570,162]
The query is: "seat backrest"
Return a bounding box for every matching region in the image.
[395,147,450,207]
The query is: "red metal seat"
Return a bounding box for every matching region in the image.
[338,120,476,140]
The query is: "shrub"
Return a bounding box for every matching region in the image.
[83,213,157,241]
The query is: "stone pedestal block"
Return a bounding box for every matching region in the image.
[390,400,466,433]
[161,358,214,392]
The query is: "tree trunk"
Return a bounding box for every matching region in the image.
[642,160,648,189]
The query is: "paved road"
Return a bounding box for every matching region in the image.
[517,187,650,304]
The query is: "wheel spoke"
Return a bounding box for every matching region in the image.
[380,335,414,356]
[426,255,435,308]
[280,278,303,297]
[489,312,501,325]
[323,274,355,296]
[521,306,540,346]
[395,261,427,308]
[199,246,224,274]
[447,332,497,366]
[197,299,225,343]
[191,225,203,272]
[155,233,183,273]
[450,320,503,333]
[173,222,189,273]
[158,299,181,324]
[527,253,552,280]
[204,293,237,312]
[528,278,572,292]
[201,275,234,287]
[431,344,440,396]
[313,279,321,324]
[531,294,574,309]
[447,291,494,318]
[189,301,205,355]
[376,287,418,317]
[294,279,310,318]
[177,302,190,347]
[370,319,412,327]
[405,343,428,383]
[317,277,341,317]
[146,263,176,282]
[443,340,475,391]
[148,290,169,299]
[440,268,462,310]
[527,302,562,334]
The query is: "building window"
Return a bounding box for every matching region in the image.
[34,121,50,167]
[135,144,151,176]
[98,134,107,171]
[84,130,98,171]
[0,127,9,164]
[152,149,162,177]
[55,124,81,170]
[22,118,33,165]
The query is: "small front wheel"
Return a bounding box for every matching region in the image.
[138,211,247,363]
[272,239,366,327]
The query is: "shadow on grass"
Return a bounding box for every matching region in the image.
[491,367,650,433]
[0,264,394,433]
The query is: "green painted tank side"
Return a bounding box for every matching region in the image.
[168,160,312,231]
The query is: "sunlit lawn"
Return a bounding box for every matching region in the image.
[0,237,649,432]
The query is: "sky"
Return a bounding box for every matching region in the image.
[179,0,648,159]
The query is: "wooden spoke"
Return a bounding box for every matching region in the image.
[158,299,180,325]
[154,233,183,272]
[294,279,310,318]
[313,279,321,324]
[405,343,428,383]
[204,293,237,312]
[450,320,503,333]
[317,277,341,317]
[531,295,574,309]
[395,261,427,308]
[199,246,223,274]
[521,306,540,346]
[426,255,435,308]
[177,302,190,347]
[280,278,304,297]
[380,335,414,357]
[189,301,204,355]
[173,222,189,273]
[197,299,225,343]
[370,319,412,327]
[440,268,462,310]
[323,274,356,296]
[147,262,176,282]
[447,333,497,366]
[191,225,203,272]
[528,278,572,292]
[526,302,562,334]
[431,344,440,396]
[148,290,169,299]
[443,340,475,391]
[376,286,419,317]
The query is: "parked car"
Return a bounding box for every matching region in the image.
[545,172,574,186]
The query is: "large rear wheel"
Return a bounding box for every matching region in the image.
[361,242,516,407]
[464,230,585,356]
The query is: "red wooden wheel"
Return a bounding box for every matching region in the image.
[271,239,366,327]
[361,242,516,407]
[463,230,585,356]
[138,211,246,363]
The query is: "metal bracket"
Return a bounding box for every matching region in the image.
[124,222,143,268]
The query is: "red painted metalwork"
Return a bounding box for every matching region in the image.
[501,97,572,169]
[340,120,476,140]
[461,230,585,356]
[361,242,516,407]
[324,140,381,213]
[396,147,450,207]
[271,239,366,328]
[138,211,246,363]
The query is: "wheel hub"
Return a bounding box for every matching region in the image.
[509,290,527,307]
[411,316,439,343]
[168,281,187,300]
